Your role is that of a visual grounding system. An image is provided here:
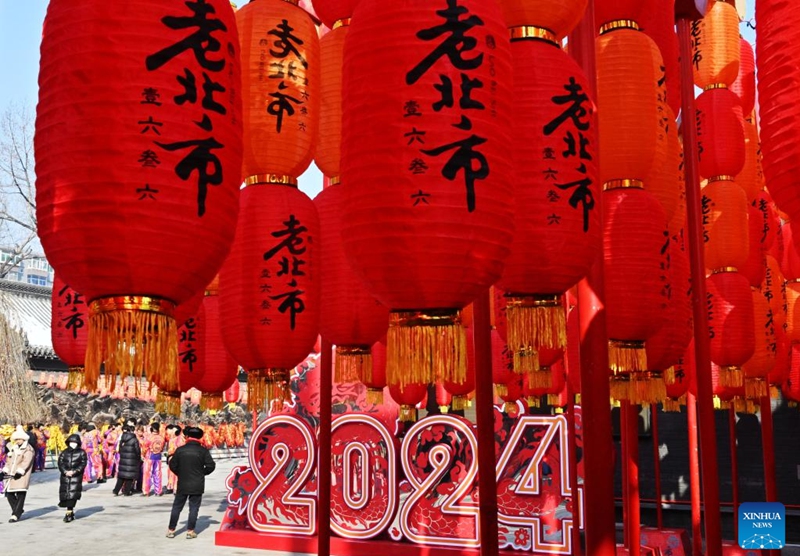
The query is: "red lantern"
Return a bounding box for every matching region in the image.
[646,234,693,373]
[315,184,388,384]
[545,361,568,407]
[362,338,387,406]
[706,270,756,389]
[702,180,750,271]
[602,186,667,393]
[645,106,681,224]
[194,286,240,411]
[731,38,756,118]
[756,0,800,223]
[695,88,746,181]
[492,329,516,398]
[736,118,762,203]
[742,288,775,400]
[51,276,89,391]
[640,0,681,115]
[779,221,800,280]
[783,345,800,403]
[388,382,427,422]
[499,374,525,415]
[691,1,740,89]
[36,0,243,393]
[664,343,693,411]
[315,23,347,181]
[492,286,508,341]
[497,0,587,40]
[341,0,513,388]
[434,382,452,413]
[750,191,778,254]
[311,0,361,29]
[764,254,787,334]
[224,380,241,404]
[498,38,599,366]
[220,185,321,411]
[769,328,790,389]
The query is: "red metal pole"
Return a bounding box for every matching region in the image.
[676,17,724,556]
[728,407,739,539]
[626,402,641,556]
[621,403,630,547]
[317,338,333,556]
[760,395,779,556]
[566,395,584,556]
[569,2,618,553]
[651,403,664,529]
[473,290,499,556]
[687,393,703,556]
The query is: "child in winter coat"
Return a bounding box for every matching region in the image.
[58,433,88,522]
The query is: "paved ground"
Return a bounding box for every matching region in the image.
[0,457,281,556]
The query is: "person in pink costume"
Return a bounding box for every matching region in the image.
[141,422,165,496]
[80,424,102,483]
[164,425,185,494]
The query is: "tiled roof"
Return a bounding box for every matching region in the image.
[0,280,56,359]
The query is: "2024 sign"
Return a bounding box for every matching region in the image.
[225,407,583,554]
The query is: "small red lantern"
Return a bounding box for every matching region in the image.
[491,329,516,399]
[664,343,693,412]
[51,276,89,391]
[224,380,241,404]
[706,270,756,388]
[362,338,387,406]
[311,0,361,29]
[388,382,427,423]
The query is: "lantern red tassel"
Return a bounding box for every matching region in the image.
[341,0,513,388]
[51,276,89,391]
[706,270,756,388]
[36,0,243,393]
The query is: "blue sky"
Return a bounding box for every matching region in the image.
[0,1,756,196]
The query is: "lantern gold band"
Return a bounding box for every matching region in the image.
[89,295,176,318]
[610,370,663,381]
[333,18,351,29]
[603,179,644,191]
[505,293,561,309]
[329,175,341,186]
[336,345,371,357]
[710,266,738,274]
[244,174,298,188]
[704,83,728,90]
[599,20,640,34]
[707,175,734,183]
[390,309,461,328]
[509,26,558,45]
[609,339,645,350]
[250,368,291,382]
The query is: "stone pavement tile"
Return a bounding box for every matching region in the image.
[0,457,295,556]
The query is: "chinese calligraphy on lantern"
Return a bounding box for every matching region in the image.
[262,214,310,330]
[260,18,309,134]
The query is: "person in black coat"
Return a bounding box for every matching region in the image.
[58,433,88,522]
[112,425,141,496]
[165,426,215,539]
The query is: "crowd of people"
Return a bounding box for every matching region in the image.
[0,418,228,538]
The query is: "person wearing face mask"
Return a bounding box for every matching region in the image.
[58,434,88,523]
[2,425,35,522]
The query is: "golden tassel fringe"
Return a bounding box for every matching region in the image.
[67,367,85,392]
[506,294,566,352]
[503,402,519,414]
[663,367,676,385]
[335,346,371,384]
[438,405,450,414]
[387,310,465,388]
[494,383,508,398]
[609,373,665,405]
[547,394,564,407]
[789,401,798,409]
[662,396,686,412]
[399,405,417,422]
[200,394,224,412]
[366,388,384,406]
[513,347,540,374]
[85,296,178,393]
[608,340,648,375]
[718,366,743,389]
[713,396,729,410]
[770,386,781,399]
[526,368,552,390]
[526,396,541,408]
[574,393,581,405]
[155,391,182,417]
[451,395,472,411]
[745,378,768,400]
[247,368,290,413]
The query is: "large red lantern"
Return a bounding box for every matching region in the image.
[36,0,243,393]
[602,186,667,401]
[695,88,746,181]
[194,281,240,411]
[51,276,89,391]
[706,270,756,388]
[701,180,749,271]
[220,185,321,411]
[757,0,800,223]
[315,184,388,384]
[341,0,513,389]
[691,0,740,89]
[640,0,681,115]
[498,37,599,370]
